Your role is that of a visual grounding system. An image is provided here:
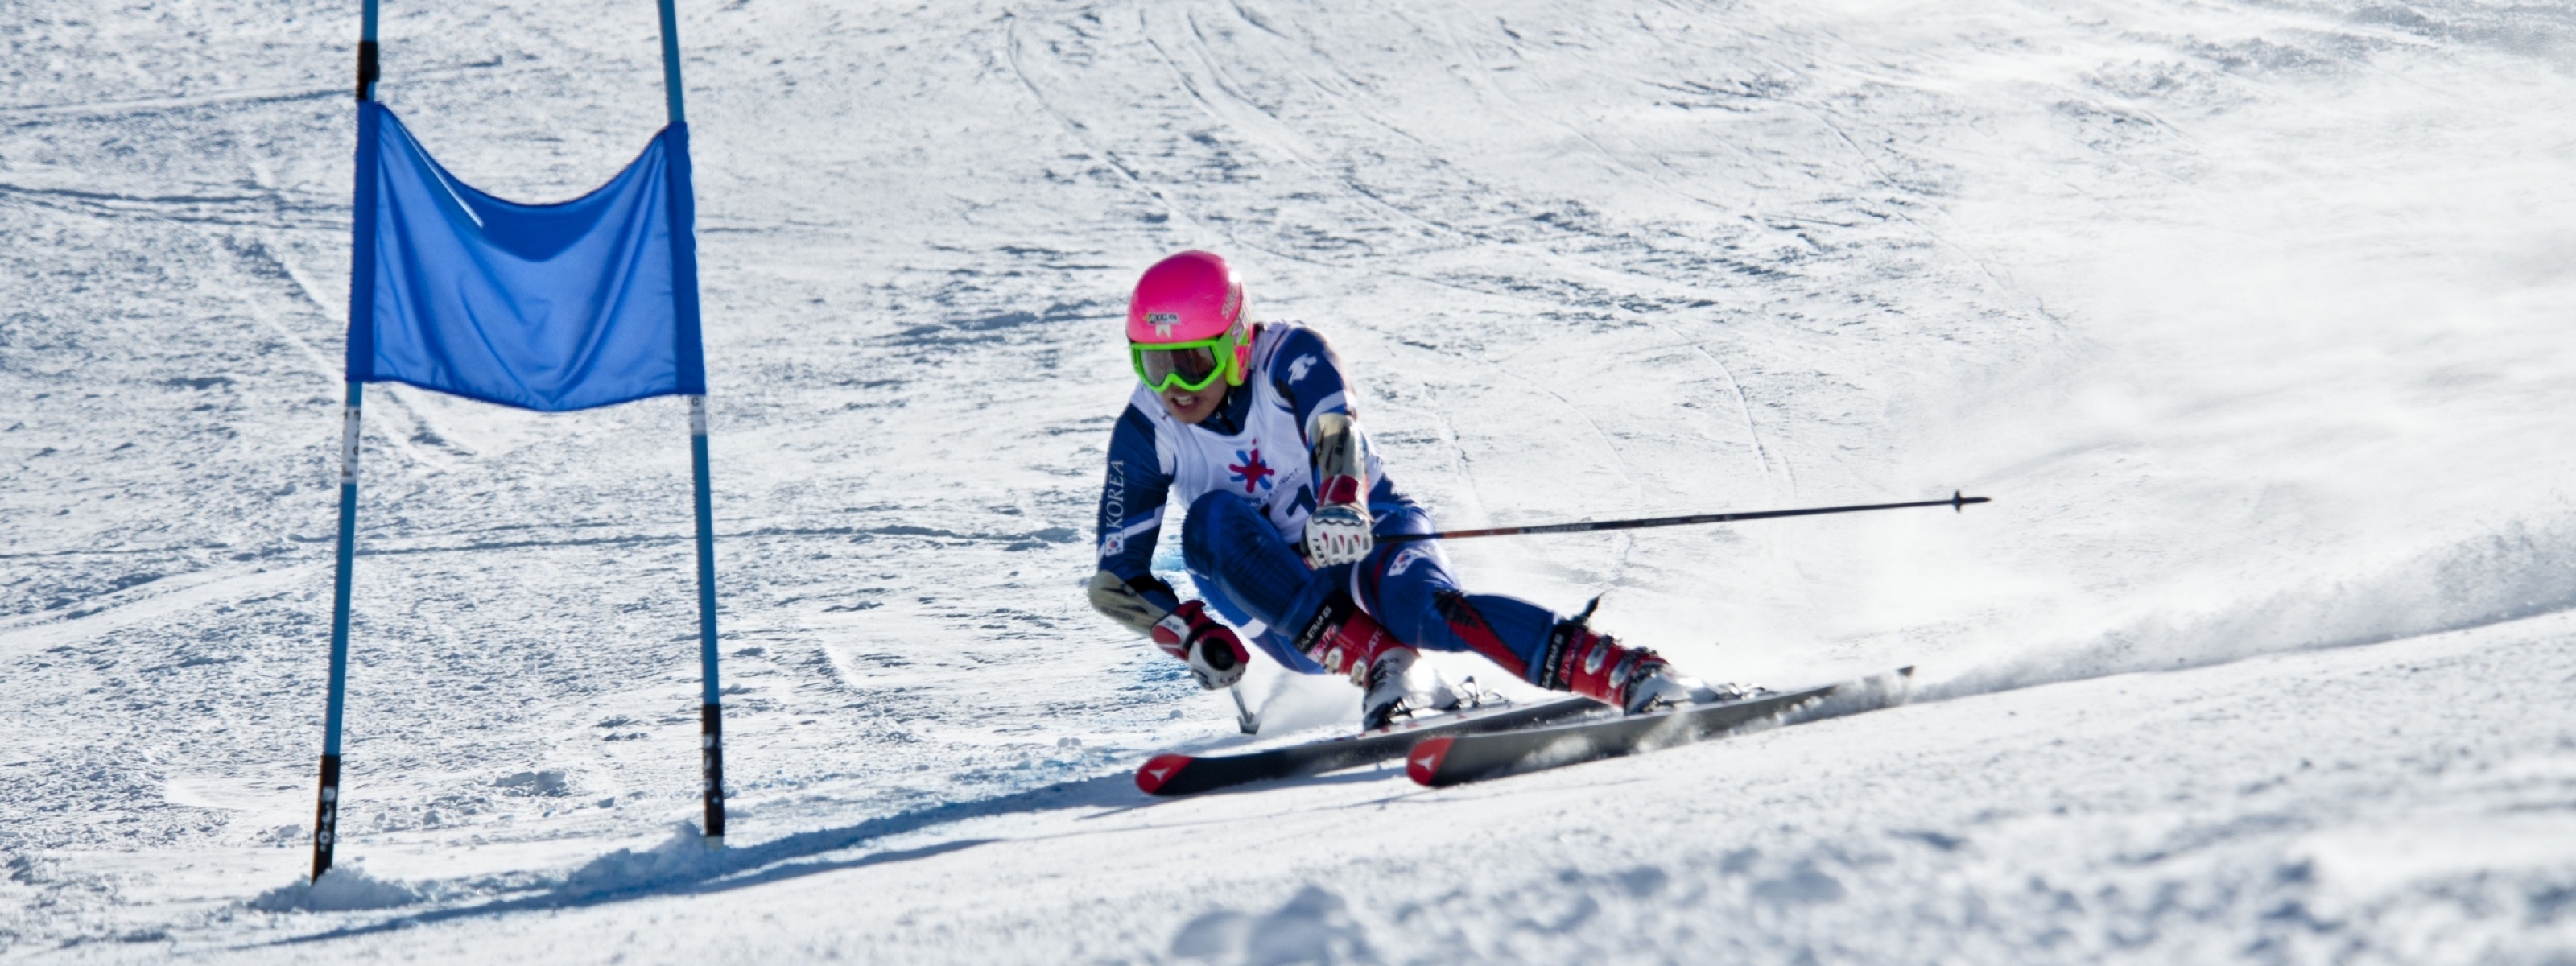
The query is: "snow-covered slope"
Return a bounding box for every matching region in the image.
[2,0,2571,961]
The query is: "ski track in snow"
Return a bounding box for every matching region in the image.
[3,0,2574,961]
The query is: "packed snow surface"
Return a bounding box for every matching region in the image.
[2,0,2572,961]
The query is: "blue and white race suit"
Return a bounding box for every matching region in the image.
[1092,323,1563,681]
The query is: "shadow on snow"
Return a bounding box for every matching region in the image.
[258,770,1144,947]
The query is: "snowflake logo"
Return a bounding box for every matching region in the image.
[1228,447,1276,494]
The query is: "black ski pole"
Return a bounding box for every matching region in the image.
[1378,491,1989,543]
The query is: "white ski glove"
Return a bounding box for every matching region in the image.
[1303,502,1373,567]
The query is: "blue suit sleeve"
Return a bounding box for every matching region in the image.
[1266,328,1356,444]
[1096,403,1180,612]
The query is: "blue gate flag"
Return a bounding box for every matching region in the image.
[346,101,706,411]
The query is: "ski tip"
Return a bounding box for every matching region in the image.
[1406,737,1454,786]
[1136,753,1194,795]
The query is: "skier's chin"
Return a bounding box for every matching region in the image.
[1158,386,1224,424]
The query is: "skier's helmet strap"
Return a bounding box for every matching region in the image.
[1128,250,1253,388]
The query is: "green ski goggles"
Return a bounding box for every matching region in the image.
[1130,330,1241,394]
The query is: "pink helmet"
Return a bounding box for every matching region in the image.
[1127,251,1254,388]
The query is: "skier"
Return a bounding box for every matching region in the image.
[1087,250,1743,729]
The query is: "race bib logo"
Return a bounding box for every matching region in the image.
[1228,447,1276,494]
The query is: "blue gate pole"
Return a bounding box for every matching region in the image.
[689,397,724,845]
[657,0,687,126]
[659,0,724,847]
[312,383,365,881]
[312,0,381,883]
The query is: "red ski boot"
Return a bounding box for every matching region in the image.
[1293,592,1459,730]
[1539,606,1736,714]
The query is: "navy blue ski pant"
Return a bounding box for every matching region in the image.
[1179,490,1562,683]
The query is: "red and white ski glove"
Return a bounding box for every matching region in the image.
[1151,600,1249,691]
[1302,501,1373,567]
[1304,414,1376,567]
